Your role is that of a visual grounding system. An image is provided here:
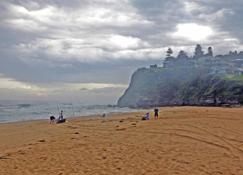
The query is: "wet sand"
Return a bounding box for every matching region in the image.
[1,107,243,175]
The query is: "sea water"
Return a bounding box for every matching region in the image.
[0,101,139,123]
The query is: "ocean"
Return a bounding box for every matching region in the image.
[0,101,141,123]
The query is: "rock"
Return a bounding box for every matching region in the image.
[118,64,243,108]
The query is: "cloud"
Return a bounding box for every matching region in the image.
[3,0,241,64]
[0,73,127,103]
[184,1,206,14]
[3,1,152,31]
[15,34,153,63]
[0,74,47,98]
[0,0,243,103]
[0,74,41,91]
[1,1,155,65]
[171,23,214,42]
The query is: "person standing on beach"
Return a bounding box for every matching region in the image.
[154,108,159,119]
[59,110,64,120]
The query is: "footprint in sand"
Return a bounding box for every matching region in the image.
[17,150,26,155]
[119,119,124,123]
[116,128,126,131]
[38,139,46,143]
[67,126,78,129]
[0,155,9,160]
[39,156,48,161]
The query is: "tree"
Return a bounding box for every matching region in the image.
[229,50,238,55]
[194,44,204,58]
[177,50,189,59]
[207,47,213,57]
[166,48,173,57]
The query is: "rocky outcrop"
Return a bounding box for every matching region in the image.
[117,66,243,108]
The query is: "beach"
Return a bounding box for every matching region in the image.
[1,107,243,175]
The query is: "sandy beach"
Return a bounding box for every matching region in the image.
[1,107,243,175]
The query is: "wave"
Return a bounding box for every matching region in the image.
[17,104,32,108]
[0,102,140,123]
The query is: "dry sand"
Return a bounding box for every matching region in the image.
[1,107,243,175]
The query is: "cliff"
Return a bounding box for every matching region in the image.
[117,61,243,108]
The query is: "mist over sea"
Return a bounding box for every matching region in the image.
[0,100,140,123]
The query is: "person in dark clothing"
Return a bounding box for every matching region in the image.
[49,116,55,124]
[154,108,159,119]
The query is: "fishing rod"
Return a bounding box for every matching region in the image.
[57,104,60,116]
[71,103,75,117]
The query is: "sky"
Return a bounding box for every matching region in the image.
[0,0,243,104]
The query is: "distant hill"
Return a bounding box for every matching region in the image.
[117,45,243,108]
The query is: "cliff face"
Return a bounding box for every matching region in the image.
[117,66,243,108]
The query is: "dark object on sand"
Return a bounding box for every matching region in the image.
[50,116,55,124]
[56,119,66,124]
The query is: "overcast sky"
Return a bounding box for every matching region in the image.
[0,0,243,104]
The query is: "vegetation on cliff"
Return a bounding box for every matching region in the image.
[118,45,243,108]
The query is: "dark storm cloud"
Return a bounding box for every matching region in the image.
[130,0,243,45]
[0,0,243,102]
[197,0,243,43]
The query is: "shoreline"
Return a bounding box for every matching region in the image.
[0,108,149,125]
[0,104,241,125]
[1,104,241,125]
[0,102,149,124]
[0,109,149,125]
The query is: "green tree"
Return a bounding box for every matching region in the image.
[194,44,204,58]
[166,48,173,57]
[177,50,189,59]
[207,47,213,57]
